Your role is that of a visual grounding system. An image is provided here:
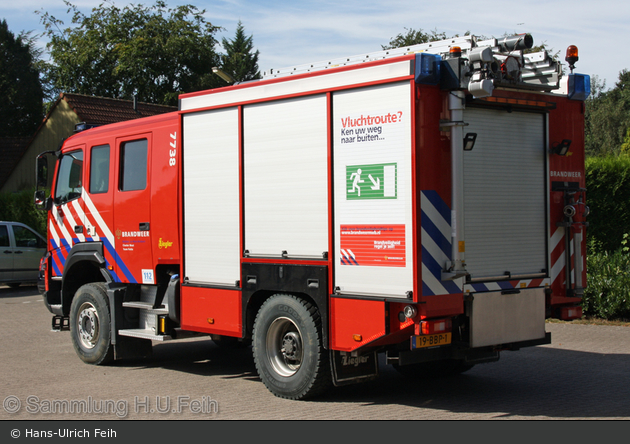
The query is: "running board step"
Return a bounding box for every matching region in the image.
[118,329,172,341]
[122,301,169,314]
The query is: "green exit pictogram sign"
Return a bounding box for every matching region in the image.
[346,163,397,200]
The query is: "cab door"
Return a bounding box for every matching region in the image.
[113,134,153,284]
[84,142,116,278]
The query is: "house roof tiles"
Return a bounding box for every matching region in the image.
[61,93,177,125]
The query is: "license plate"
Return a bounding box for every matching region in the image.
[411,333,451,349]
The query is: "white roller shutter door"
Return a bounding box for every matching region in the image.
[463,108,547,280]
[243,95,329,258]
[183,108,241,286]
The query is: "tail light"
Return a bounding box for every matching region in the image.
[420,318,452,335]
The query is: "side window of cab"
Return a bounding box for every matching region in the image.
[120,139,148,191]
[89,145,110,194]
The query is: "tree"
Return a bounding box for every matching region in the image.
[621,128,630,154]
[585,70,630,156]
[382,27,449,50]
[219,21,261,83]
[527,41,558,56]
[0,20,45,137]
[37,0,224,106]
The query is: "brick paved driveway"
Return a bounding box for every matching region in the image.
[1,285,629,420]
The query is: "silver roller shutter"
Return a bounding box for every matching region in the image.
[462,108,547,280]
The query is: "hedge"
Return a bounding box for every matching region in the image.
[583,155,630,320]
[585,155,630,252]
[583,235,630,321]
[0,189,47,236]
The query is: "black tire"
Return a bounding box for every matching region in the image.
[252,294,331,400]
[393,359,475,378]
[69,282,114,365]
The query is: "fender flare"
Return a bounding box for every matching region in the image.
[63,242,112,282]
[61,242,114,313]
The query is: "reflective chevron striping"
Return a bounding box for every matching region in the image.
[420,190,462,296]
[48,193,134,283]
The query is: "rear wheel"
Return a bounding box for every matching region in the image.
[69,282,114,365]
[252,294,331,400]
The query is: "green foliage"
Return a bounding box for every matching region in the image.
[525,41,560,63]
[0,19,45,137]
[583,156,630,320]
[381,27,450,50]
[620,128,630,154]
[220,21,260,83]
[0,189,47,236]
[37,0,224,106]
[585,155,630,252]
[584,234,630,321]
[585,70,630,156]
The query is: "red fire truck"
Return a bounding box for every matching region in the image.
[35,33,590,399]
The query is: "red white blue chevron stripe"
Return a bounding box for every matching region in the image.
[48,190,135,283]
[420,190,462,296]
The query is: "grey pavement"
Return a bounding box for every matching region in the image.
[1,284,629,420]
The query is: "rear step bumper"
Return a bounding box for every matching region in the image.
[388,332,551,366]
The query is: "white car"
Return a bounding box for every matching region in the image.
[0,221,47,288]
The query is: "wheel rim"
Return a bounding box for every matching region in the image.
[266,317,303,377]
[77,302,100,350]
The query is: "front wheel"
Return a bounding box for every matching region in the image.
[69,282,114,365]
[252,294,331,400]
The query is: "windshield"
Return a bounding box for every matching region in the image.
[54,150,84,204]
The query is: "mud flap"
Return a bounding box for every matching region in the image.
[330,350,378,386]
[114,336,153,360]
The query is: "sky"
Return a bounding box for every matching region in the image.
[2,0,629,91]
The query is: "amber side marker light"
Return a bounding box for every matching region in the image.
[353,334,362,342]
